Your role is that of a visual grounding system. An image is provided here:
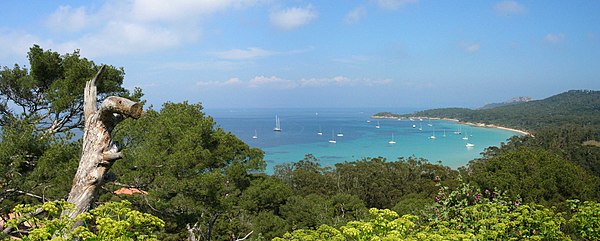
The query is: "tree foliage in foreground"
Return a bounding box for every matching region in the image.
[0,44,140,133]
[274,181,600,241]
[2,200,163,241]
[110,102,266,240]
[467,146,600,208]
[0,45,140,224]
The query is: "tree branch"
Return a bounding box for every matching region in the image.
[98,96,143,120]
[235,231,254,241]
[83,65,104,121]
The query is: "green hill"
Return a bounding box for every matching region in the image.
[376,90,600,132]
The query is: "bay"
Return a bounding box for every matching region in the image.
[206,108,519,173]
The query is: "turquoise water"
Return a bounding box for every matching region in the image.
[206,108,519,173]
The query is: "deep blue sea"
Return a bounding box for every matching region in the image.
[205,108,519,173]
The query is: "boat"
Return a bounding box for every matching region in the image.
[430,128,436,139]
[427,119,433,127]
[273,115,281,131]
[443,129,446,137]
[317,126,323,136]
[328,130,337,144]
[375,121,380,129]
[252,130,258,139]
[367,120,371,123]
[337,129,344,137]
[388,133,396,144]
[412,124,416,128]
[462,132,469,140]
[418,123,423,131]
[454,126,462,135]
[466,143,475,147]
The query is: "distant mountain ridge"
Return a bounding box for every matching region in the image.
[373,90,600,132]
[479,96,532,109]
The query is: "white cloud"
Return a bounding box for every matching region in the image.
[374,0,418,10]
[494,1,526,15]
[46,5,89,32]
[249,76,297,89]
[345,6,367,24]
[131,0,259,22]
[197,77,242,87]
[460,42,481,53]
[247,75,391,89]
[269,5,318,31]
[155,60,243,72]
[299,76,351,87]
[213,46,314,60]
[67,21,189,57]
[544,33,565,44]
[0,31,45,62]
[28,1,265,57]
[214,47,276,60]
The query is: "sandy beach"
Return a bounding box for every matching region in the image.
[371,114,533,136]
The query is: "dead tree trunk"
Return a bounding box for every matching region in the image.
[64,65,142,220]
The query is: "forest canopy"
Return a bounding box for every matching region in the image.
[1,46,599,240]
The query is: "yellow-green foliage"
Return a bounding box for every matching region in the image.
[274,204,569,241]
[569,200,600,240]
[6,200,164,241]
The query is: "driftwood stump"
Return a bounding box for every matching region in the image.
[64,65,142,220]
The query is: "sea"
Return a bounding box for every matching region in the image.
[205,108,520,174]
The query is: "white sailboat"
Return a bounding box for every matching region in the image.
[388,133,396,144]
[462,132,469,140]
[273,115,281,132]
[337,129,344,137]
[317,126,323,136]
[466,143,475,148]
[418,123,423,131]
[430,128,436,139]
[328,130,337,144]
[375,121,380,129]
[454,125,462,135]
[252,130,258,139]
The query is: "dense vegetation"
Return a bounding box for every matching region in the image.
[1,46,599,240]
[375,90,600,132]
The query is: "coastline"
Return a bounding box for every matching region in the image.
[371,115,532,137]
[460,122,532,136]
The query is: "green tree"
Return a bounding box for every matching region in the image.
[467,147,600,208]
[4,200,163,240]
[110,102,265,240]
[274,154,335,196]
[0,45,140,133]
[0,45,140,219]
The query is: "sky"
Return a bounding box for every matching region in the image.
[1,0,599,109]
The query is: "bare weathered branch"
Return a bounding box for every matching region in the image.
[102,151,123,162]
[235,231,254,241]
[83,65,104,121]
[64,65,142,224]
[98,96,143,120]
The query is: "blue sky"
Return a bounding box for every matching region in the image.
[1,0,599,109]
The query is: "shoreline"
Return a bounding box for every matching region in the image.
[460,122,532,136]
[371,115,532,136]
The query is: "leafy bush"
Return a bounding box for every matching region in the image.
[5,200,164,240]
